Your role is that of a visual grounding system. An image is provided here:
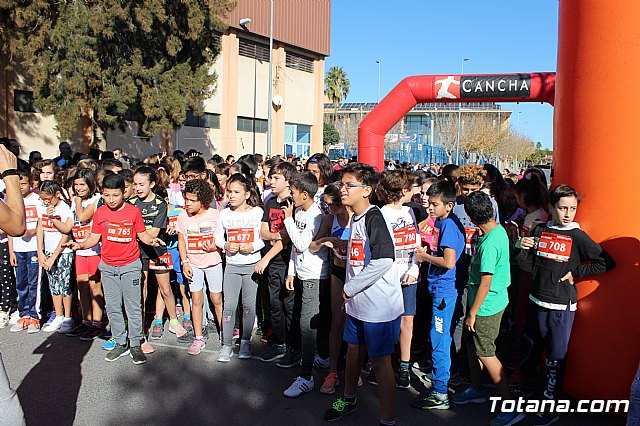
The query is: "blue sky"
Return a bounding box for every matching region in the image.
[325,0,558,149]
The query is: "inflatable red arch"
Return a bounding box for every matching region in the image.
[358,0,640,402]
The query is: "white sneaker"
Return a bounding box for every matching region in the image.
[10,317,29,332]
[43,316,64,332]
[27,319,40,333]
[217,345,233,363]
[0,312,9,328]
[313,353,331,369]
[283,376,315,398]
[9,310,20,325]
[238,340,252,359]
[58,318,74,334]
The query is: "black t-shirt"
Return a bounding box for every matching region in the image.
[261,196,292,265]
[130,194,168,258]
[404,201,429,224]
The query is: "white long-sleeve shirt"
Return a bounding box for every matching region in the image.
[285,203,328,280]
[214,206,265,265]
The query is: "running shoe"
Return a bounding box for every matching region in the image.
[150,319,164,340]
[276,348,301,368]
[238,340,252,359]
[313,353,330,369]
[105,343,130,362]
[130,345,147,365]
[258,344,286,362]
[323,397,358,422]
[320,372,340,395]
[141,341,154,354]
[66,322,90,337]
[528,412,559,426]
[452,387,488,405]
[9,317,29,332]
[58,318,74,334]
[80,324,103,341]
[102,338,116,351]
[168,320,187,337]
[284,376,315,397]
[0,312,8,329]
[396,367,411,389]
[43,316,64,332]
[188,337,206,355]
[182,317,193,334]
[177,331,194,345]
[367,370,377,386]
[27,318,40,333]
[8,310,20,325]
[491,412,526,426]
[217,345,233,362]
[411,390,450,410]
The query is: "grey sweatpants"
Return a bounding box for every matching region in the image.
[100,259,143,347]
[300,278,320,377]
[0,353,25,426]
[222,263,258,347]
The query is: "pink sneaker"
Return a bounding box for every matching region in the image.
[320,372,340,395]
[188,337,206,355]
[168,320,187,337]
[141,341,155,354]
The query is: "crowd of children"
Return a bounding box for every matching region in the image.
[0,146,617,426]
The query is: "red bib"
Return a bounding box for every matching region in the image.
[41,215,56,232]
[227,228,255,243]
[149,252,173,271]
[464,227,480,254]
[72,223,91,242]
[349,238,365,266]
[26,206,38,224]
[187,233,214,254]
[536,232,573,262]
[393,226,418,250]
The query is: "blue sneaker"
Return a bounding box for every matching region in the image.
[45,312,57,324]
[452,386,488,404]
[528,412,559,426]
[102,337,116,351]
[490,412,526,426]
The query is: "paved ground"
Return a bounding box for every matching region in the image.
[0,326,625,426]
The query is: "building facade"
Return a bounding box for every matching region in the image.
[0,0,330,161]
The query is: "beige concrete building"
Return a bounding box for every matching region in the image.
[0,0,330,161]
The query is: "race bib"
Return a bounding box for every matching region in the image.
[149,252,173,271]
[72,223,91,242]
[536,232,573,262]
[430,227,440,253]
[167,216,178,232]
[393,226,419,250]
[227,228,255,243]
[106,221,134,243]
[25,206,38,224]
[464,227,480,255]
[41,215,56,232]
[349,238,365,267]
[187,233,214,254]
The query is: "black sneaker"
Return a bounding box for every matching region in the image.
[410,390,450,410]
[105,343,130,362]
[323,397,358,422]
[396,368,410,389]
[130,345,147,365]
[276,348,301,368]
[67,322,90,337]
[177,331,195,344]
[79,324,103,341]
[368,370,378,386]
[258,344,286,362]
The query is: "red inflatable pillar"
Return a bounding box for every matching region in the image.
[555,0,640,400]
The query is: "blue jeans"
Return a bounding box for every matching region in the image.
[430,295,458,394]
[14,251,40,319]
[629,363,640,426]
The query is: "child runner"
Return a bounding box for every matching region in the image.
[66,173,166,364]
[377,170,421,389]
[214,173,264,362]
[36,181,74,334]
[519,185,615,425]
[176,179,223,355]
[411,179,465,410]
[66,168,104,340]
[282,171,329,397]
[131,167,186,353]
[166,194,190,332]
[313,184,352,395]
[7,167,41,332]
[452,191,525,426]
[323,163,400,426]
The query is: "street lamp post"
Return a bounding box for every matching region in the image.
[456,58,469,165]
[376,60,381,103]
[266,0,274,157]
[239,18,257,154]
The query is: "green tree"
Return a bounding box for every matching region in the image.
[323,122,340,146]
[1,0,233,143]
[324,65,350,123]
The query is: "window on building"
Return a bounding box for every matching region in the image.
[14,90,39,113]
[237,116,267,133]
[239,39,270,62]
[285,122,312,157]
[286,52,314,73]
[405,115,430,135]
[184,111,220,129]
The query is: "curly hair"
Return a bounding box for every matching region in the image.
[377,170,413,204]
[454,164,485,186]
[184,178,214,208]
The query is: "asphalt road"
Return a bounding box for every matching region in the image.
[0,326,625,426]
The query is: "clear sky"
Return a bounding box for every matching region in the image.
[325,0,558,149]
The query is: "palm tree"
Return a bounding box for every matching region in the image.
[325,66,350,124]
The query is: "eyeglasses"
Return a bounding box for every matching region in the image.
[184,173,200,180]
[338,182,369,190]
